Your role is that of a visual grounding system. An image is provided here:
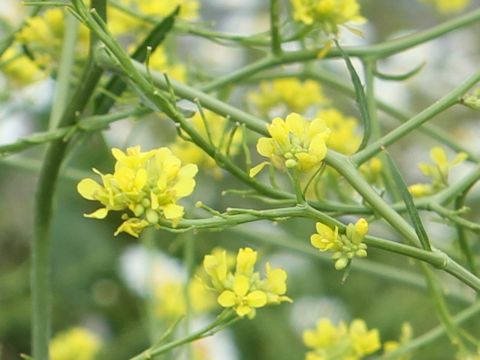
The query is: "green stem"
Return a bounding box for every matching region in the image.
[130,312,238,360]
[49,13,78,129]
[231,227,472,304]
[270,0,282,55]
[363,60,402,201]
[0,107,149,157]
[378,301,480,360]
[455,190,479,276]
[31,2,106,359]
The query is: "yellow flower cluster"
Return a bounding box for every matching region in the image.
[15,9,88,75]
[290,0,365,33]
[250,113,330,176]
[108,0,200,37]
[202,247,291,318]
[320,108,361,155]
[50,327,101,360]
[171,109,243,178]
[248,78,328,116]
[0,47,44,85]
[303,318,381,360]
[154,277,215,320]
[77,146,198,237]
[421,0,470,13]
[408,147,467,198]
[310,219,368,270]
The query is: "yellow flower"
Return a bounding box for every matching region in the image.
[154,278,215,320]
[263,263,292,304]
[202,247,291,318]
[251,113,330,176]
[171,110,243,178]
[311,219,368,270]
[310,223,340,252]
[319,108,361,155]
[303,318,380,360]
[408,147,467,198]
[0,47,44,85]
[248,78,328,116]
[203,249,230,289]
[77,146,198,237]
[349,320,381,356]
[138,0,200,21]
[291,0,365,33]
[16,9,89,71]
[421,0,470,13]
[50,327,101,360]
[217,274,267,317]
[303,319,347,351]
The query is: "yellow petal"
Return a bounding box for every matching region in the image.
[256,138,275,157]
[218,290,236,307]
[233,275,250,297]
[285,113,305,137]
[430,147,447,167]
[265,265,287,295]
[134,168,148,190]
[315,222,334,238]
[111,148,125,160]
[246,290,267,308]
[84,208,108,219]
[77,178,103,200]
[173,178,196,197]
[249,161,269,177]
[179,163,199,178]
[162,203,184,220]
[235,247,257,275]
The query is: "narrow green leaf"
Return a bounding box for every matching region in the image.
[382,148,432,251]
[374,61,425,81]
[93,6,180,114]
[333,40,371,150]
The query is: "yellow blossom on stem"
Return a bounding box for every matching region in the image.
[154,277,215,320]
[250,113,330,176]
[290,0,365,33]
[50,327,101,360]
[408,147,467,198]
[311,219,368,270]
[248,78,328,116]
[202,247,291,318]
[77,146,198,237]
[303,318,380,360]
[171,109,243,178]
